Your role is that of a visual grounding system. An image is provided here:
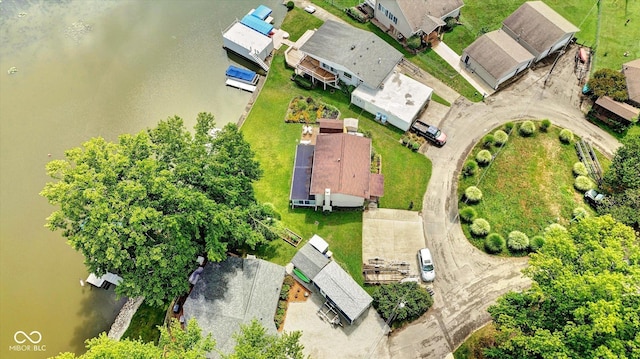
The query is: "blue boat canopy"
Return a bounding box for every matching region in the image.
[241,15,273,36]
[251,5,272,20]
[225,65,257,82]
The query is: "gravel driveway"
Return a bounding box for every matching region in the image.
[387,48,621,359]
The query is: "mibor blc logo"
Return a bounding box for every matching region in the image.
[9,331,46,352]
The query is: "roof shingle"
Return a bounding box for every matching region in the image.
[463,30,534,79]
[623,58,640,105]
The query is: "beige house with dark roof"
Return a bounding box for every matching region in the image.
[622,58,640,107]
[502,1,579,62]
[289,133,384,211]
[375,0,464,43]
[461,30,534,90]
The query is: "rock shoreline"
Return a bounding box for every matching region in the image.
[107,296,145,340]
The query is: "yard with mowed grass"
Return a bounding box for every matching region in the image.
[121,302,166,344]
[242,10,432,282]
[458,122,609,255]
[444,0,639,72]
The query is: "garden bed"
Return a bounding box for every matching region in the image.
[285,95,340,123]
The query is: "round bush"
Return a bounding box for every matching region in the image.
[540,119,551,132]
[462,160,479,177]
[286,1,294,10]
[476,149,492,166]
[460,207,477,223]
[574,175,594,191]
[485,233,505,254]
[545,223,567,234]
[494,130,508,146]
[559,129,574,143]
[482,134,495,148]
[518,121,536,137]
[507,231,530,251]
[572,207,588,220]
[465,186,483,203]
[572,162,588,176]
[470,218,491,237]
[504,122,515,134]
[530,235,545,251]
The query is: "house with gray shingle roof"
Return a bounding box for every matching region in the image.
[623,58,640,107]
[291,241,373,325]
[182,257,284,357]
[374,0,464,43]
[502,1,579,62]
[462,30,534,90]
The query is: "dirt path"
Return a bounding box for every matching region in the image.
[387,47,621,358]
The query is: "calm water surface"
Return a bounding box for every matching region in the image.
[0,0,285,357]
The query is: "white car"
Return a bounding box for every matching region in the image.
[304,5,316,14]
[418,248,435,282]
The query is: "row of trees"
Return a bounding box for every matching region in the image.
[53,318,306,359]
[41,114,279,306]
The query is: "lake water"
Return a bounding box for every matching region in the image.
[0,0,285,357]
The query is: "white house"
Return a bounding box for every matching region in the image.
[290,133,384,211]
[374,0,464,43]
[461,30,534,90]
[351,71,433,131]
[502,1,579,62]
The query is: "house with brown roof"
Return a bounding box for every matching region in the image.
[289,133,384,211]
[502,1,579,62]
[594,96,640,126]
[461,30,534,90]
[374,0,464,43]
[622,58,640,107]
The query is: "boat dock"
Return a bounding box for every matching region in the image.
[225,65,259,85]
[225,78,257,92]
[86,271,123,289]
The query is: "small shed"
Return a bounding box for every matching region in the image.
[291,242,330,281]
[250,5,272,21]
[344,118,359,133]
[594,96,640,125]
[318,119,344,134]
[223,21,273,65]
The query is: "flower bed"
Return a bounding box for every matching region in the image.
[285,96,340,123]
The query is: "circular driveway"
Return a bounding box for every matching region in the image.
[385,52,621,358]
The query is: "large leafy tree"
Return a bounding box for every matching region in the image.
[41,114,277,305]
[372,282,433,325]
[223,319,306,359]
[486,216,640,359]
[587,68,628,101]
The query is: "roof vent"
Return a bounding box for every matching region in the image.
[351,44,356,50]
[378,58,381,64]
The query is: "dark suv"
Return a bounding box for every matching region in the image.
[411,120,447,146]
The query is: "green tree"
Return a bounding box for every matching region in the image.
[587,68,628,101]
[223,319,306,359]
[51,318,214,359]
[40,114,275,305]
[603,135,640,192]
[599,188,640,230]
[372,282,433,325]
[486,216,640,359]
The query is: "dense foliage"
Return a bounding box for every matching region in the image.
[470,218,491,237]
[506,231,529,251]
[559,129,573,143]
[476,149,492,166]
[587,68,628,101]
[486,216,640,359]
[574,175,594,191]
[465,186,483,203]
[460,207,477,223]
[485,233,505,254]
[372,282,433,325]
[572,162,588,176]
[518,121,535,136]
[493,130,508,146]
[40,114,277,305]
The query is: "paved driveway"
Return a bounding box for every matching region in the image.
[388,48,621,359]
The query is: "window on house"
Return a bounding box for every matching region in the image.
[378,3,381,10]
[385,9,388,16]
[343,72,352,79]
[394,16,397,24]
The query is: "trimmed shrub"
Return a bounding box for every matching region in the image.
[476,149,492,166]
[540,119,551,132]
[401,136,410,146]
[559,129,574,143]
[411,141,421,151]
[470,218,491,237]
[286,1,294,10]
[460,207,477,223]
[494,130,508,146]
[530,235,545,251]
[573,162,588,176]
[574,175,594,191]
[463,160,479,176]
[504,122,515,134]
[507,231,529,251]
[465,186,483,203]
[482,134,495,148]
[572,207,589,220]
[545,223,567,235]
[485,233,505,254]
[518,120,536,136]
[407,35,422,50]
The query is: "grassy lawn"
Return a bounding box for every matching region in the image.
[281,7,324,41]
[443,0,639,72]
[453,322,497,359]
[458,122,608,255]
[308,0,483,102]
[121,302,166,344]
[242,9,431,281]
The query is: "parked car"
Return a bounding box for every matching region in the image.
[304,5,316,14]
[584,189,605,207]
[411,120,447,146]
[418,248,435,282]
